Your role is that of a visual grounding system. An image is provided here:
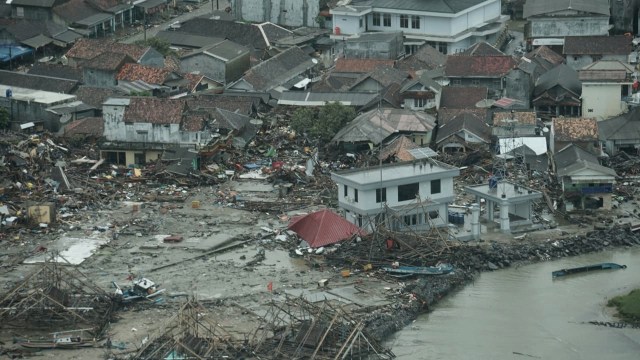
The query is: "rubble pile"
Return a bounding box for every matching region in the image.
[605,151,640,176]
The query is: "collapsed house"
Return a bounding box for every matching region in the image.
[250,295,395,359]
[0,257,116,338]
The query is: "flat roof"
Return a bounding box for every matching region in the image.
[332,159,459,186]
[465,181,542,203]
[0,84,76,105]
[104,97,131,106]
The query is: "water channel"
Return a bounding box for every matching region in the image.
[387,247,640,360]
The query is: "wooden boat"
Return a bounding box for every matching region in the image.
[552,263,627,278]
[382,263,454,276]
[18,336,95,350]
[113,277,166,302]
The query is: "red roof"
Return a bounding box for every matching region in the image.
[288,209,367,248]
[335,58,395,73]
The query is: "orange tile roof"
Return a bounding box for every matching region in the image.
[552,117,599,141]
[66,38,149,61]
[116,63,174,84]
[335,58,395,73]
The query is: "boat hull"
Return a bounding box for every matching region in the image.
[552,262,626,278]
[383,264,454,276]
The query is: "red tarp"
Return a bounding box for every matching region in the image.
[288,209,367,248]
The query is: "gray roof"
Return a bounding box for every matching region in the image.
[598,107,640,141]
[212,107,250,131]
[356,0,489,13]
[277,91,378,106]
[0,70,78,93]
[236,46,315,92]
[135,0,167,9]
[11,0,56,7]
[349,66,409,90]
[28,64,83,82]
[523,0,610,18]
[156,30,224,49]
[53,29,84,44]
[75,12,113,27]
[534,64,581,97]
[555,144,616,177]
[201,40,249,61]
[332,108,436,144]
[400,72,442,93]
[346,31,401,43]
[436,111,491,145]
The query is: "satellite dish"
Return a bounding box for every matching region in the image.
[249,119,263,126]
[311,58,318,64]
[542,127,549,133]
[475,99,495,108]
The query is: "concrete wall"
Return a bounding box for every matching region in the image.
[0,97,75,132]
[610,0,639,34]
[181,54,227,84]
[139,48,165,68]
[344,33,404,59]
[529,17,610,38]
[83,69,117,88]
[581,83,630,120]
[103,104,209,145]
[232,0,320,27]
[450,77,503,97]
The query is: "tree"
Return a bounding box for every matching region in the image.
[135,38,175,57]
[0,107,9,129]
[290,102,356,142]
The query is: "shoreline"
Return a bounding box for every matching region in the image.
[350,226,640,344]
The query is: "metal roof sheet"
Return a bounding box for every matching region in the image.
[288,209,367,248]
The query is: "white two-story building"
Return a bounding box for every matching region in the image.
[331,159,460,232]
[330,0,508,54]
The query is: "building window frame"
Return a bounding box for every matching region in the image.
[414,98,427,108]
[354,188,359,202]
[376,188,387,203]
[383,13,391,27]
[398,182,419,202]
[400,14,409,28]
[411,15,420,29]
[343,184,348,197]
[431,179,441,194]
[372,12,381,26]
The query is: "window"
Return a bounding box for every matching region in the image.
[452,79,461,85]
[343,184,348,197]
[429,210,439,219]
[471,79,481,86]
[376,188,387,203]
[493,79,501,87]
[359,17,363,28]
[398,183,419,202]
[383,14,391,27]
[357,215,363,227]
[431,179,441,194]
[400,15,409,28]
[372,12,381,26]
[414,98,427,108]
[354,188,358,202]
[411,15,420,29]
[16,7,24,17]
[404,214,417,226]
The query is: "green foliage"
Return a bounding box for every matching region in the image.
[315,15,326,28]
[290,102,355,142]
[0,107,9,129]
[129,90,152,97]
[607,288,640,322]
[135,37,175,57]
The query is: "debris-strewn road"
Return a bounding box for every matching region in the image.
[120,0,230,44]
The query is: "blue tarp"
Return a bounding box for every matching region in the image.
[0,46,34,62]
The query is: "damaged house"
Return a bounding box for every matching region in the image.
[331,159,460,232]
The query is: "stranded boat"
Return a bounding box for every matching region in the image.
[552,263,627,278]
[113,277,166,302]
[382,263,454,276]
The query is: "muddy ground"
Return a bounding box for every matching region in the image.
[0,178,639,359]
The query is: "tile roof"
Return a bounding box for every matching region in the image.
[397,45,446,74]
[597,107,640,141]
[240,46,315,92]
[445,55,517,77]
[492,111,537,126]
[123,97,185,124]
[178,18,267,50]
[63,117,104,137]
[211,108,250,131]
[552,117,599,142]
[522,45,565,77]
[334,58,395,73]
[255,22,293,45]
[578,60,634,82]
[555,144,616,177]
[288,209,366,248]
[28,64,83,82]
[65,38,149,61]
[349,66,409,90]
[84,52,133,71]
[436,110,492,144]
[563,35,632,55]
[460,42,505,56]
[180,113,206,132]
[12,0,56,7]
[185,95,257,115]
[75,86,126,107]
[116,63,176,84]
[332,108,436,144]
[438,108,488,125]
[378,135,421,162]
[439,86,488,109]
[0,70,78,93]
[352,0,489,13]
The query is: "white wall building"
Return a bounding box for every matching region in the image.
[579,60,634,121]
[331,159,460,232]
[330,0,508,54]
